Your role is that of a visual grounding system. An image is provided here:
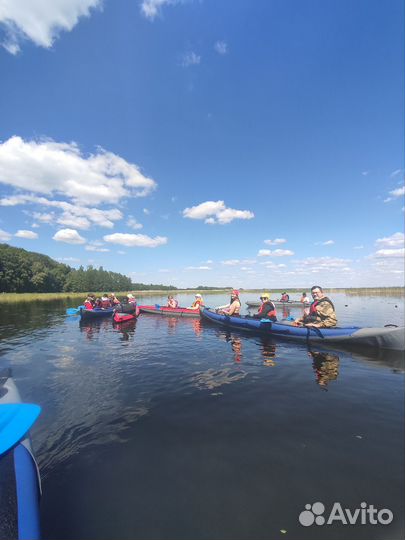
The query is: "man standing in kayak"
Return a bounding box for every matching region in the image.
[293,286,337,328]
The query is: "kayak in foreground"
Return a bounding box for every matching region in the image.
[200,307,405,351]
[138,305,200,318]
[79,307,114,320]
[113,307,140,323]
[246,300,304,308]
[0,369,41,540]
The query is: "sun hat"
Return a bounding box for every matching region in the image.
[127,293,135,299]
[195,293,202,298]
[231,289,240,296]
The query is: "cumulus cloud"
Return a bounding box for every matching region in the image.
[264,238,287,246]
[127,216,143,230]
[15,229,38,239]
[376,232,404,248]
[384,185,405,202]
[257,249,294,257]
[214,40,228,54]
[0,0,101,54]
[298,256,352,270]
[0,229,12,242]
[185,266,212,270]
[374,248,405,258]
[140,0,180,20]
[315,240,335,246]
[103,233,167,248]
[0,194,123,229]
[181,51,201,67]
[53,228,86,244]
[0,137,156,205]
[183,200,254,225]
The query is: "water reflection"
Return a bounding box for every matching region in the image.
[307,350,340,390]
[112,319,137,341]
[79,318,112,340]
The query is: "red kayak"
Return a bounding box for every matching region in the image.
[113,307,140,323]
[138,305,200,318]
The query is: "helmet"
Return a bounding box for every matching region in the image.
[260,292,270,300]
[231,289,239,296]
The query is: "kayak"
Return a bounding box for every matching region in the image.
[138,305,200,318]
[79,307,114,320]
[0,369,41,540]
[200,307,405,351]
[246,300,304,308]
[113,307,140,323]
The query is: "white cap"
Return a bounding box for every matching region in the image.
[195,293,202,298]
[127,293,134,299]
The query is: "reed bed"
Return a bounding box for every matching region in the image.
[1,287,403,303]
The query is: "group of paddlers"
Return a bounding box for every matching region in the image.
[83,286,337,328]
[83,293,138,313]
[214,286,337,328]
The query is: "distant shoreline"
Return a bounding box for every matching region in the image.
[0,287,404,303]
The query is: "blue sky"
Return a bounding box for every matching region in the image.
[0,0,404,288]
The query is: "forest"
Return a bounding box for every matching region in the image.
[0,244,176,293]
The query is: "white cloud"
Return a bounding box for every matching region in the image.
[85,245,110,252]
[103,233,167,248]
[257,249,294,257]
[298,256,352,270]
[158,269,170,272]
[53,228,86,244]
[143,208,150,215]
[15,229,38,239]
[0,229,12,242]
[0,194,123,229]
[323,240,334,245]
[185,266,212,270]
[56,257,80,263]
[375,232,404,248]
[361,171,369,176]
[374,248,405,258]
[140,0,179,20]
[214,40,228,55]
[181,51,201,67]
[127,216,143,230]
[183,200,254,225]
[390,169,402,178]
[117,250,126,255]
[0,0,101,54]
[384,185,405,202]
[353,245,364,249]
[0,136,156,205]
[264,238,287,246]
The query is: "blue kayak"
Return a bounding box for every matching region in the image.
[79,307,115,320]
[200,308,405,351]
[0,369,41,540]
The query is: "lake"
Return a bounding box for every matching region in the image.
[0,292,404,540]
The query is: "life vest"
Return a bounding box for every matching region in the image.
[309,297,335,318]
[84,300,93,310]
[258,301,277,319]
[168,299,179,308]
[191,298,203,308]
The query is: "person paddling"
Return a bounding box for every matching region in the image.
[280,292,290,302]
[218,290,241,316]
[248,292,277,321]
[167,295,179,308]
[293,286,337,328]
[190,293,204,310]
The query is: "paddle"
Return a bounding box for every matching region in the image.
[65,305,85,315]
[0,403,41,456]
[154,304,161,309]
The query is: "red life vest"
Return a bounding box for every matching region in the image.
[258,301,277,319]
[84,300,93,310]
[310,297,334,315]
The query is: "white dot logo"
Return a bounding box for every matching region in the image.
[299,502,325,526]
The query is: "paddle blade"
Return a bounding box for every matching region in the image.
[0,403,41,455]
[66,308,79,315]
[154,304,161,309]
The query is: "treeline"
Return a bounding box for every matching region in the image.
[0,244,131,293]
[0,244,224,293]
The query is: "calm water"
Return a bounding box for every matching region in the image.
[0,293,404,540]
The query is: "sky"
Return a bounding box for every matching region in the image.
[0,0,404,289]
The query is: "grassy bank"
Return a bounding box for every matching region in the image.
[1,287,403,303]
